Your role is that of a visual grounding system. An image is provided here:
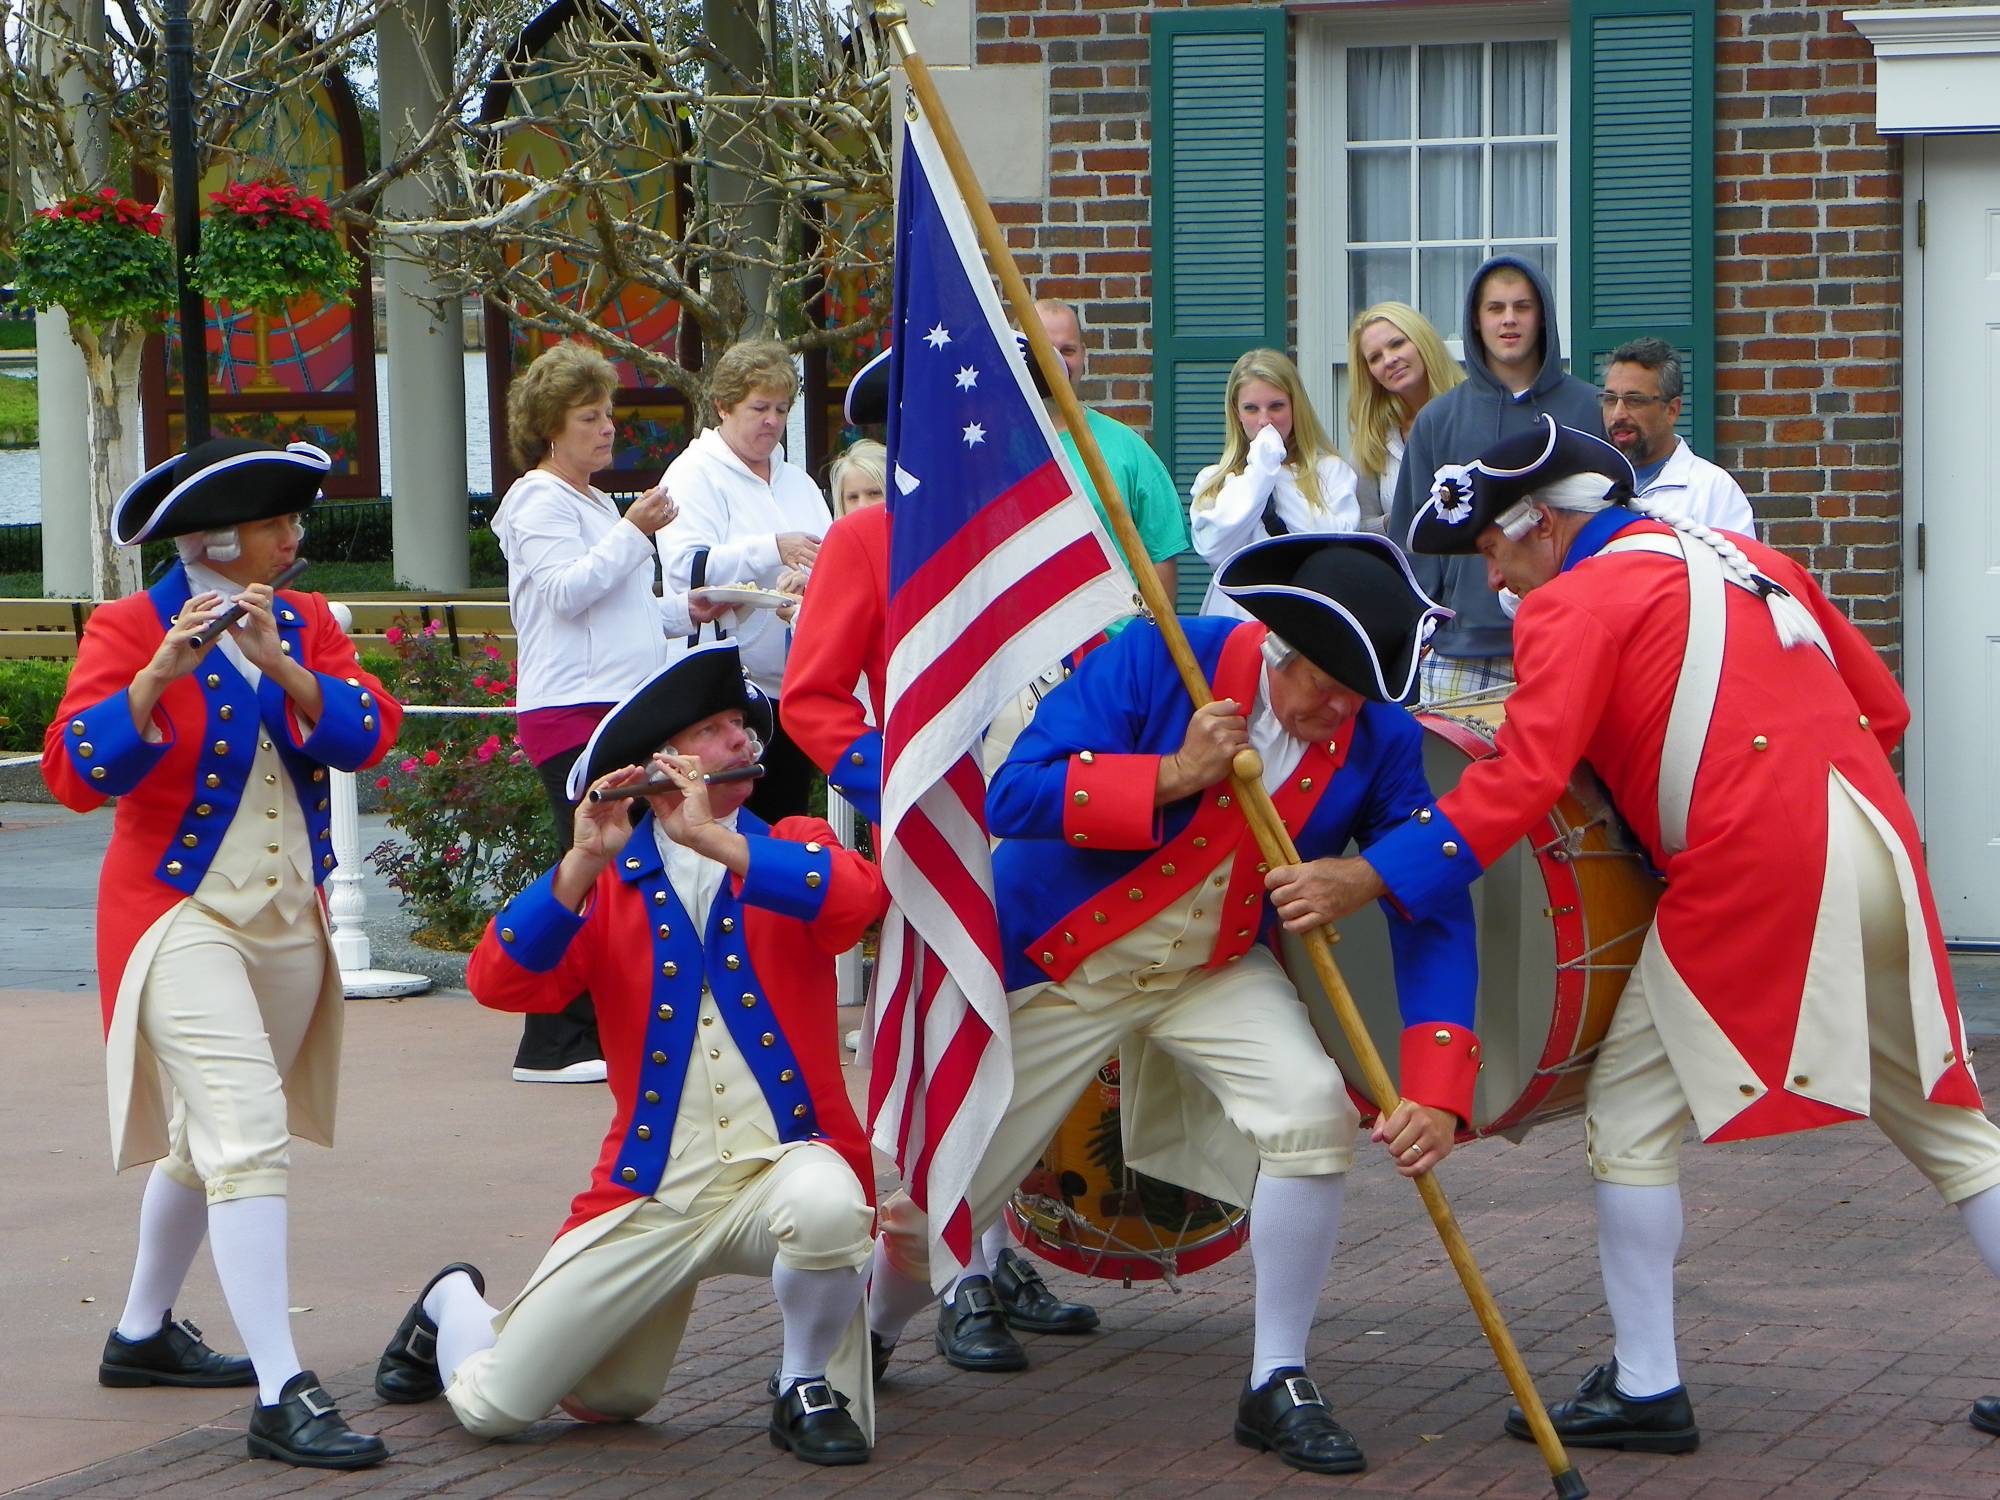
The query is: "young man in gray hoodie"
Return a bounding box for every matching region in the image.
[1386,254,1604,703]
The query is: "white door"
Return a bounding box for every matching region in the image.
[1921,133,2000,941]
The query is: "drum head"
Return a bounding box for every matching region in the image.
[1281,722,1560,1138]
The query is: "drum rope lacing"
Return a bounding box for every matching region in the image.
[1011,1193,1246,1291]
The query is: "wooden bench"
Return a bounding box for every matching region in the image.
[0,599,90,660]
[0,596,523,666]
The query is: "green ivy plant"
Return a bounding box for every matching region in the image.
[192,178,359,314]
[12,189,174,331]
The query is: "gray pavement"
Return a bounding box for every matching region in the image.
[6,801,2000,1498]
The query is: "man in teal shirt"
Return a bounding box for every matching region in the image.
[1037,299,1189,602]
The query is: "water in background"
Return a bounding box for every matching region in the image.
[0,352,494,526]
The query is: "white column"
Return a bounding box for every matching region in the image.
[327,600,429,998]
[377,0,470,590]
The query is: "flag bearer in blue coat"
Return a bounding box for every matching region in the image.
[868,534,1482,1476]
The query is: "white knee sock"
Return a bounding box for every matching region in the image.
[980,1218,1010,1269]
[423,1270,500,1386]
[1596,1181,1683,1399]
[865,1237,936,1345]
[941,1231,994,1307]
[1248,1172,1345,1387]
[1957,1182,2000,1278]
[774,1259,865,1392]
[116,1169,210,1340]
[206,1196,302,1403]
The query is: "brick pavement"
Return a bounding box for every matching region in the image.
[10,1080,2000,1500]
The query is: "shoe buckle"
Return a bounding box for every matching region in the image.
[407,1324,436,1362]
[297,1384,335,1419]
[175,1318,203,1341]
[795,1380,838,1414]
[1284,1375,1325,1409]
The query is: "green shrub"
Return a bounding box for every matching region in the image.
[0,658,70,750]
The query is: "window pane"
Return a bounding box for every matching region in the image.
[1348,47,1409,141]
[1350,249,1412,314]
[1419,247,1481,329]
[1418,44,1481,138]
[1493,41,1556,136]
[1493,142,1555,238]
[1348,149,1410,242]
[1493,242,1551,279]
[1418,145,1481,240]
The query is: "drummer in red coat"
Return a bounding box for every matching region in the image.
[1297,416,2000,1451]
[374,644,890,1466]
[42,438,401,1468]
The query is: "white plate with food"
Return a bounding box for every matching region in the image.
[688,584,799,610]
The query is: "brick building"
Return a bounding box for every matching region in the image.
[896,0,2000,941]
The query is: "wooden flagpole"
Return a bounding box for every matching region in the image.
[872,7,1584,1497]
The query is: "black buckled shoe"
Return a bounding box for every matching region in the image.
[1233,1367,1366,1475]
[1973,1396,2000,1436]
[99,1313,254,1388]
[375,1262,484,1404]
[768,1378,869,1466]
[246,1370,389,1469]
[935,1276,1027,1372]
[1504,1361,1699,1454]
[993,1248,1100,1334]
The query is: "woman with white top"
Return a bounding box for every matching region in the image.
[1189,348,1361,619]
[1345,302,1464,534]
[656,339,829,821]
[492,340,713,1084]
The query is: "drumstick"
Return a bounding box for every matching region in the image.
[586,764,766,803]
[879,14,1582,1495]
[192,559,309,648]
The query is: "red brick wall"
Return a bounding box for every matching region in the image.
[975,0,1908,654]
[1715,0,1904,663]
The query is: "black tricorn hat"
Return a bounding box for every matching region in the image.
[112,438,331,546]
[564,641,775,802]
[844,344,892,426]
[1217,531,1451,704]
[1406,414,1635,556]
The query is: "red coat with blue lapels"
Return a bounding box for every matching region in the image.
[1363,513,1982,1142]
[467,809,887,1237]
[41,560,401,1164]
[986,614,1482,1121]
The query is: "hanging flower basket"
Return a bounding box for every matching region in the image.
[12,189,173,332]
[192,178,360,314]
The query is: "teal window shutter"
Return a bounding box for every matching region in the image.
[1150,7,1288,616]
[1570,0,1715,451]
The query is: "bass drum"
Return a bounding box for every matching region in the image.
[1006,1055,1248,1285]
[1283,697,1662,1141]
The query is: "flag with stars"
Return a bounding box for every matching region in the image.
[870,103,1135,1287]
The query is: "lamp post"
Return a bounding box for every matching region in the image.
[163,0,209,444]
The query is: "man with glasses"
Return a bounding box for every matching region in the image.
[1600,337,1753,536]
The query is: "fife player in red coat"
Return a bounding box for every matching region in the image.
[1296,417,2000,1452]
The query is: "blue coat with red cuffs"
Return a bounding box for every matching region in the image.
[986,616,1481,1121]
[466,810,888,1236]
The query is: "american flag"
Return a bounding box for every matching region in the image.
[870,105,1135,1287]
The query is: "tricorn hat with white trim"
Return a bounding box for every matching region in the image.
[844,344,892,426]
[1217,531,1451,704]
[564,641,775,802]
[1406,414,1635,556]
[113,437,332,546]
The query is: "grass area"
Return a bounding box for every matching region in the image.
[0,374,36,443]
[0,319,34,350]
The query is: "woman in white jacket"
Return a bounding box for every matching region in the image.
[492,341,710,1083]
[656,339,829,820]
[1190,349,1361,619]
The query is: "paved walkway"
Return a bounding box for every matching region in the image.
[6,803,2000,1498]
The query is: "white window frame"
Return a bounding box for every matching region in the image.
[1297,5,1572,444]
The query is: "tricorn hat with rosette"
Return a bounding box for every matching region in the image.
[112,437,331,546]
[564,641,776,802]
[1406,414,1635,555]
[1216,531,1452,704]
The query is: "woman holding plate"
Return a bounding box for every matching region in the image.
[656,339,829,821]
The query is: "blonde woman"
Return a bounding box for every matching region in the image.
[1346,302,1465,533]
[828,438,887,516]
[1189,348,1360,618]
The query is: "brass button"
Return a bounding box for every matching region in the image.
[1093,911,1107,924]
[266,843,280,855]
[661,961,678,977]
[805,871,822,888]
[1257,862,1269,873]
[1193,837,1210,849]
[1073,790,1089,804]
[702,1015,715,1027]
[91,766,106,781]
[1212,876,1226,888]
[625,857,641,869]
[1236,928,1250,938]
[362,715,375,730]
[725,955,742,970]
[1079,750,1095,764]
[1858,715,1870,729]
[721,917,735,933]
[316,798,327,811]
[657,923,672,939]
[501,929,516,942]
[645,1090,661,1104]
[621,1167,638,1183]
[1063,931,1076,944]
[77,743,93,759]
[219,706,233,721]
[1417,808,1432,824]
[206,774,221,789]
[1160,863,1176,876]
[166,860,183,876]
[279,641,292,654]
[849,751,865,765]
[714,1084,726,1095]
[360,691,373,707]
[1042,950,1055,963]
[718,1115,730,1127]
[1193,908,1205,919]
[196,804,212,816]
[1128,888,1144,901]
[658,1004,673,1020]
[793,1104,808,1118]
[720,1150,733,1161]
[741,993,756,1007]
[806,842,822,853]
[1073,833,1088,844]
[1792,1074,1810,1087]
[1442,841,1459,857]
[181,834,198,848]
[264,773,278,785]
[204,674,220,688]
[261,739,273,751]
[317,829,329,841]
[71,719,86,735]
[1752,735,1769,751]
[1217,795,1231,809]
[653,891,667,905]
[761,1033,775,1047]
[321,855,333,869]
[266,808,279,820]
[1243,893,1257,906]
[266,875,280,887]
[780,1069,797,1082]
[1299,777,1313,792]
[312,769,324,782]
[1739,1083,1756,1096]
[214,741,230,755]
[637,1125,652,1140]
[1434,1029,1452,1045]
[652,1050,667,1064]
